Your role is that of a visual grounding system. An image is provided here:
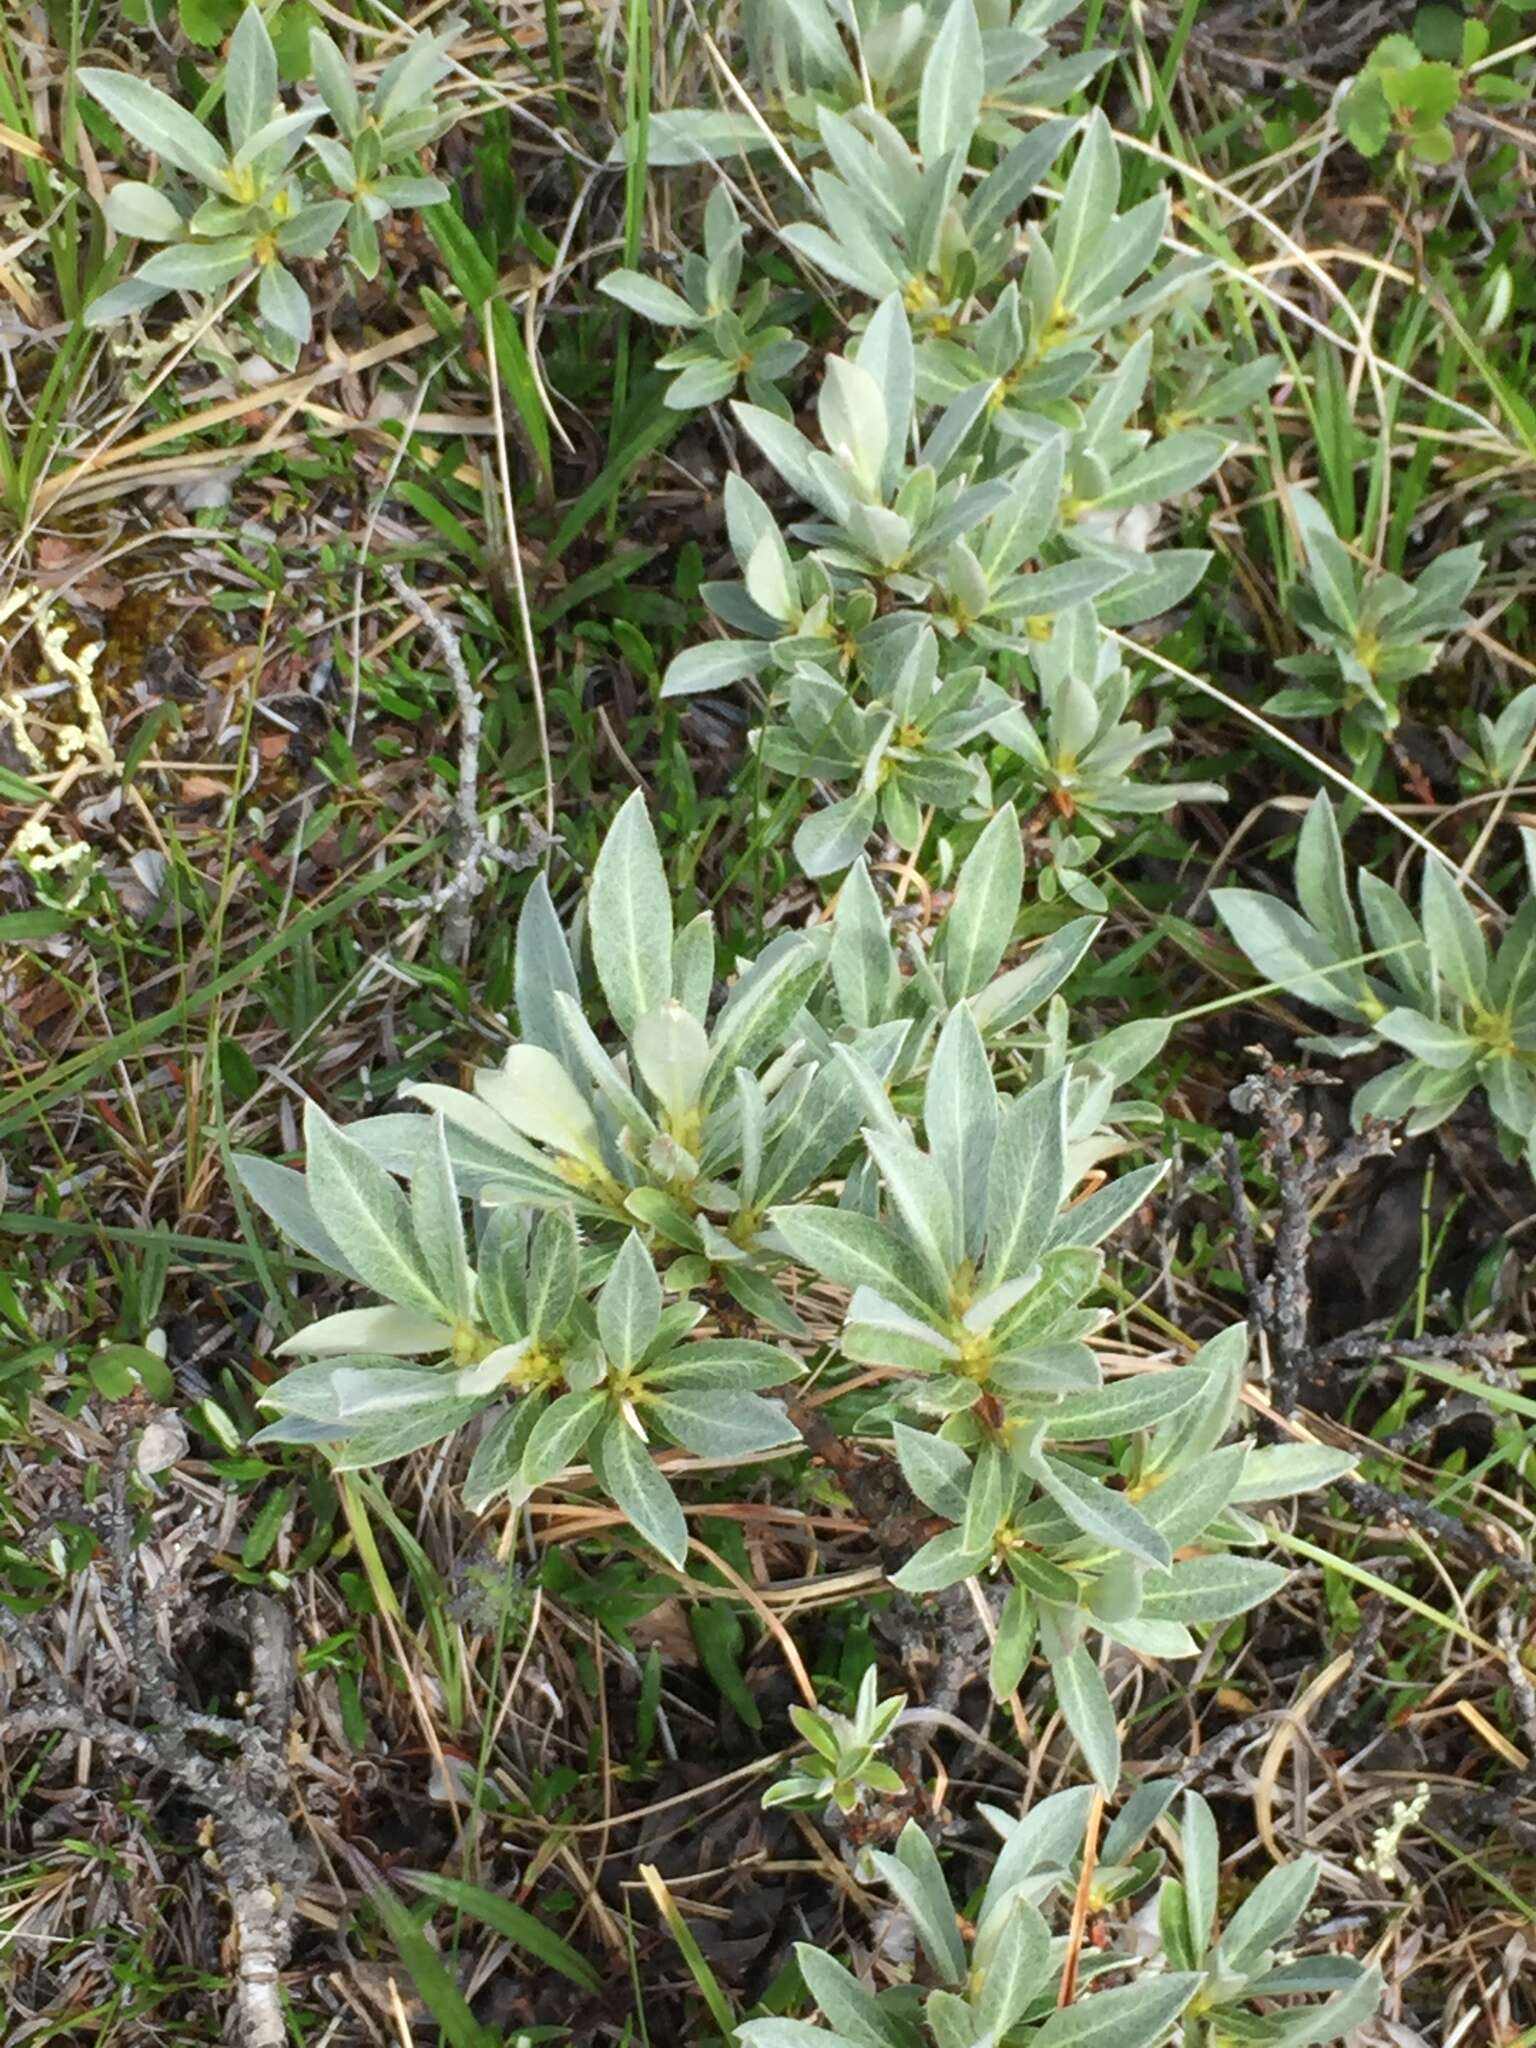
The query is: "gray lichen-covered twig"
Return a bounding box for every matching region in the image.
[383,566,549,959]
[0,1436,311,2047]
[1224,1060,1531,1582]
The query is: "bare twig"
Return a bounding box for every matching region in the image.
[382,565,547,958]
[0,1437,311,2046]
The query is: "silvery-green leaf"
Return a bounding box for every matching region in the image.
[670,911,715,1021]
[395,1088,588,1209]
[1148,1323,1246,1472]
[703,937,826,1104]
[980,1784,1096,1910]
[925,1004,998,1262]
[1262,1965,1384,2047]
[935,801,1022,1000]
[1044,1371,1203,1441]
[918,0,983,169]
[476,1044,602,1167]
[1051,110,1118,299]
[829,858,896,1029]
[1049,1641,1120,1791]
[645,1338,799,1392]
[308,25,360,131]
[735,2022,858,2048]
[732,401,842,517]
[520,1386,606,1485]
[374,18,460,124]
[1212,890,1364,1022]
[1091,431,1226,511]
[1136,1443,1249,1548]
[771,1201,943,1322]
[1036,1454,1171,1570]
[1420,857,1490,1007]
[137,239,254,291]
[79,67,227,185]
[963,1443,1006,1553]
[864,1126,958,1291]
[968,117,1074,241]
[514,873,580,1056]
[1032,1971,1200,2048]
[1089,545,1210,627]
[867,1822,966,1986]
[973,1892,1052,2033]
[985,1072,1068,1288]
[463,1397,544,1511]
[598,267,702,326]
[410,1116,473,1324]
[1046,1161,1167,1252]
[1293,795,1360,964]
[851,294,914,497]
[665,358,739,409]
[260,1357,438,1423]
[990,1582,1037,1701]
[1229,1442,1357,1502]
[526,1206,579,1341]
[475,1210,528,1348]
[597,1230,661,1370]
[1289,491,1358,634]
[233,1153,362,1282]
[332,1391,487,1468]
[553,991,657,1144]
[818,354,888,498]
[661,637,775,698]
[893,1422,972,1520]
[453,1340,529,1398]
[1215,1854,1320,1976]
[791,1946,892,2048]
[1139,1553,1287,1622]
[632,1001,711,1124]
[795,790,879,878]
[623,109,766,166]
[848,1286,958,1360]
[593,1411,688,1566]
[83,274,166,325]
[225,5,277,154]
[1101,1615,1197,1659]
[1179,1792,1220,1958]
[590,790,673,1035]
[1073,189,1169,321]
[1374,1007,1475,1069]
[276,200,349,260]
[104,181,183,242]
[757,1057,866,1205]
[232,105,321,172]
[970,915,1100,1034]
[889,1526,989,1593]
[276,1305,455,1358]
[981,435,1066,583]
[647,1390,796,1459]
[304,1102,446,1318]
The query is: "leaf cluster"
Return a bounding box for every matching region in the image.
[82,6,457,354]
[738,1789,1380,2048]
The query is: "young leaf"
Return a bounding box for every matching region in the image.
[597,1231,662,1370]
[984,1072,1068,1287]
[590,790,674,1034]
[303,1104,446,1318]
[593,1412,688,1567]
[935,802,1022,998]
[1050,1641,1121,1792]
[79,68,228,186]
[867,1823,966,1986]
[918,0,984,169]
